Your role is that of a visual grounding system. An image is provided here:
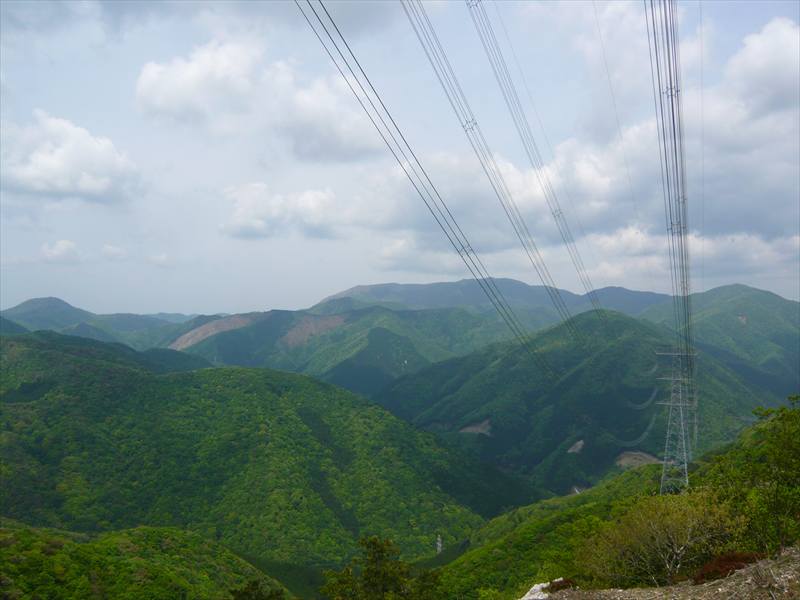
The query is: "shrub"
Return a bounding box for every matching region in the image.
[580,491,735,587]
[705,396,800,554]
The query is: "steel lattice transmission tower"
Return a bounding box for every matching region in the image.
[645,0,697,494]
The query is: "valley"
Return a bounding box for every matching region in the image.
[1,280,798,598]
[3,0,798,596]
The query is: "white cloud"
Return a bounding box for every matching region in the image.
[136,39,262,128]
[2,1,402,40]
[1,110,139,202]
[725,18,800,115]
[379,235,469,276]
[147,252,170,267]
[222,182,339,239]
[41,239,80,263]
[489,14,800,245]
[276,68,382,161]
[101,244,128,260]
[214,10,799,296]
[135,39,380,160]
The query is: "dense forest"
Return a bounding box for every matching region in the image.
[1,282,798,598]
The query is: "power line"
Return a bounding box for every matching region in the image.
[294,0,554,377]
[401,0,580,338]
[592,0,638,220]
[592,0,659,297]
[644,0,697,494]
[699,0,705,298]
[466,0,604,315]
[491,2,598,280]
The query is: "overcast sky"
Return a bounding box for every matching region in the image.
[1,0,798,314]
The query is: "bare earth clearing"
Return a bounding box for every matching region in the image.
[169,314,261,350]
[614,451,660,469]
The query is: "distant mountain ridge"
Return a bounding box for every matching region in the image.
[178,305,516,395]
[3,281,796,401]
[374,309,781,495]
[2,297,93,330]
[320,278,670,316]
[1,297,207,350]
[640,284,800,397]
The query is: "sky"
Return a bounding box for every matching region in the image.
[1,0,798,314]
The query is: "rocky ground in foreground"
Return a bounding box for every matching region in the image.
[528,547,800,599]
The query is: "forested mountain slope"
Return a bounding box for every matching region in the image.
[641,284,800,396]
[3,282,795,404]
[436,466,662,599]
[180,305,513,396]
[321,279,669,316]
[2,297,94,330]
[375,311,777,494]
[0,297,202,350]
[435,396,799,599]
[0,331,211,380]
[0,332,531,572]
[0,521,289,599]
[0,316,27,335]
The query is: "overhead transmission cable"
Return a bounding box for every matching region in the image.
[592,0,658,295]
[294,0,553,377]
[644,0,696,493]
[401,0,579,338]
[699,0,705,297]
[466,0,603,315]
[492,3,595,269]
[592,1,638,219]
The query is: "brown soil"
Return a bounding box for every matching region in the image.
[614,451,660,469]
[694,552,764,584]
[169,314,261,351]
[279,315,344,348]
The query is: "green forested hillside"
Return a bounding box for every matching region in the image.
[321,279,668,316]
[0,521,288,599]
[0,333,531,574]
[2,297,94,330]
[436,466,662,599]
[0,331,210,382]
[183,306,513,396]
[3,283,794,404]
[376,310,776,495]
[0,297,206,351]
[435,396,799,599]
[641,284,800,396]
[0,316,27,335]
[60,321,122,343]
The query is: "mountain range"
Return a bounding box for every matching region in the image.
[1,279,798,598]
[3,280,796,400]
[375,309,777,494]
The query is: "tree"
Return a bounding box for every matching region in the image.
[230,579,287,600]
[580,491,733,587]
[706,395,800,553]
[321,536,444,600]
